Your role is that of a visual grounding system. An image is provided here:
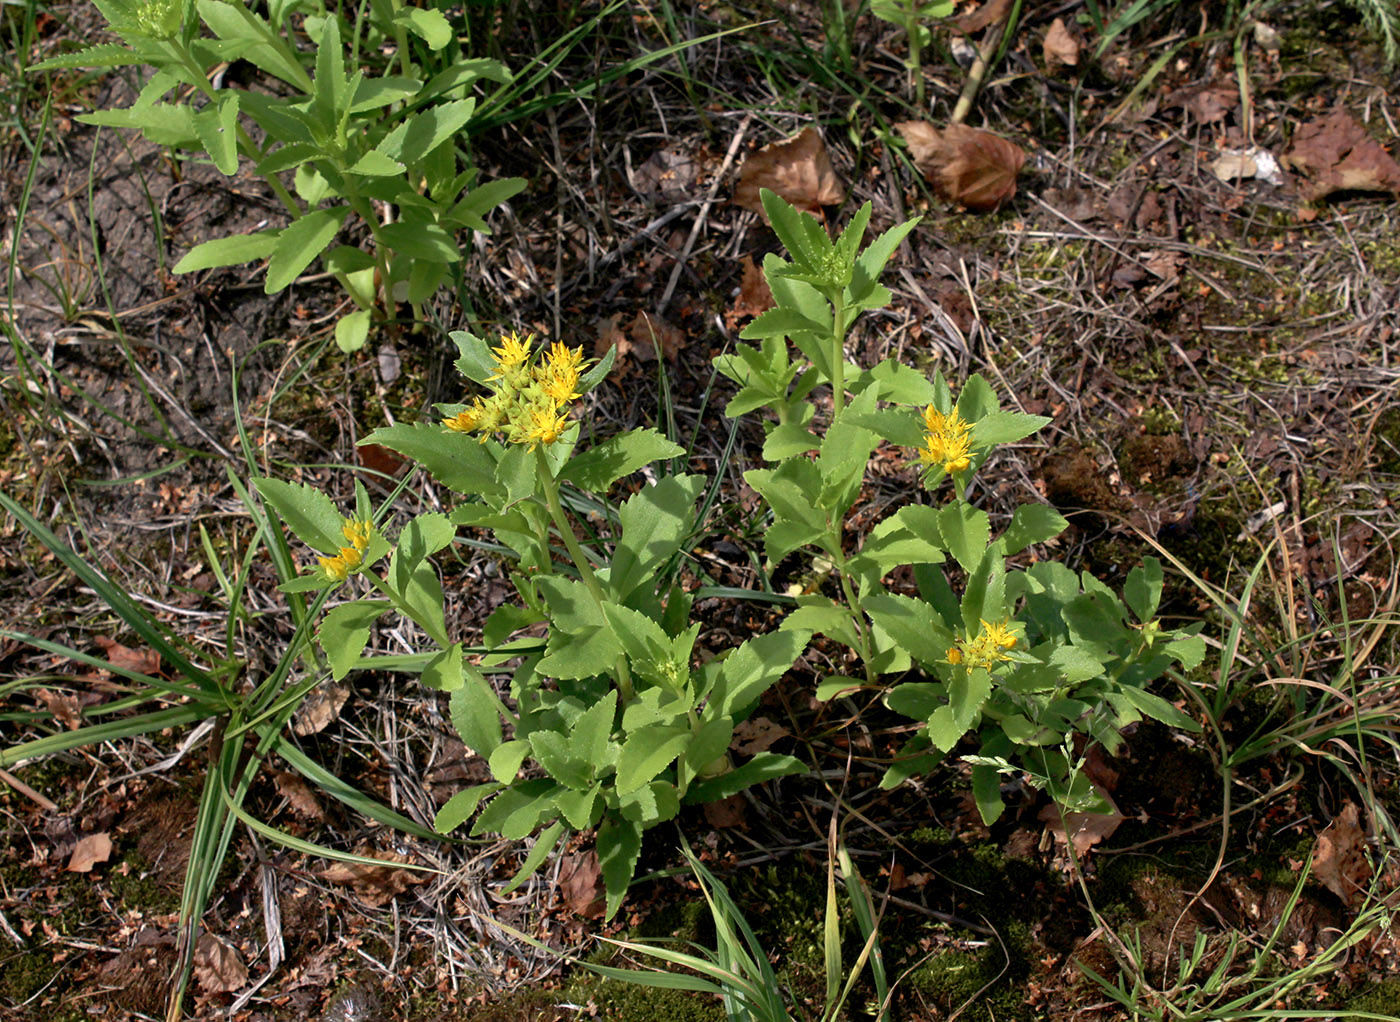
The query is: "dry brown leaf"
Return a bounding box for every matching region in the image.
[1039,791,1125,856]
[729,254,774,324]
[36,688,84,730]
[320,851,426,907]
[633,145,700,201]
[193,933,248,994]
[292,681,348,736]
[93,635,161,676]
[733,127,844,218]
[703,793,747,829]
[732,716,789,756]
[67,831,112,873]
[1282,109,1400,201]
[273,770,324,820]
[1144,249,1183,282]
[896,121,1026,212]
[1183,85,1236,125]
[1312,802,1372,907]
[1043,18,1080,68]
[954,0,1012,35]
[557,850,605,919]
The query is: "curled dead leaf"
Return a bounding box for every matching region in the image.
[293,681,348,736]
[193,932,248,995]
[1282,108,1400,201]
[1039,790,1125,856]
[557,850,605,919]
[1312,802,1373,908]
[319,850,426,907]
[731,716,789,756]
[67,831,113,873]
[733,127,844,218]
[1043,18,1080,68]
[93,635,161,676]
[896,121,1026,212]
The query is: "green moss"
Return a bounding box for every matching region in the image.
[1347,978,1400,1016]
[908,923,1033,1022]
[108,853,181,916]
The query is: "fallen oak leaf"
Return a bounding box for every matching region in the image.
[896,121,1026,212]
[733,127,844,218]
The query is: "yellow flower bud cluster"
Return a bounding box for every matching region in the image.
[946,619,1018,670]
[318,518,373,582]
[919,405,974,475]
[444,332,589,450]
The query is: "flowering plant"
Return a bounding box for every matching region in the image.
[718,191,1206,822]
[257,330,809,916]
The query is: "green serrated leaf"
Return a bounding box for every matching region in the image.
[254,477,344,553]
[434,782,501,832]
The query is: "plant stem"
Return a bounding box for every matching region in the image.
[534,445,633,700]
[829,291,848,417]
[907,14,925,111]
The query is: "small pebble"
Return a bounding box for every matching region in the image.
[319,984,383,1022]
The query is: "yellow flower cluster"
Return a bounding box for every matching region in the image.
[947,619,1018,669]
[444,332,588,450]
[919,405,974,475]
[318,518,373,582]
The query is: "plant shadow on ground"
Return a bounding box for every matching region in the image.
[3,0,1400,1019]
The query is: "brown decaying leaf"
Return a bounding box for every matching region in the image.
[732,127,844,218]
[1039,789,1125,856]
[93,635,161,676]
[273,770,324,820]
[36,688,84,730]
[193,933,248,995]
[703,793,747,829]
[292,681,348,736]
[1282,108,1400,201]
[1042,18,1080,68]
[731,716,789,756]
[67,831,113,872]
[896,121,1026,212]
[1312,802,1373,907]
[557,850,605,919]
[319,851,426,907]
[730,254,774,323]
[954,0,1012,35]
